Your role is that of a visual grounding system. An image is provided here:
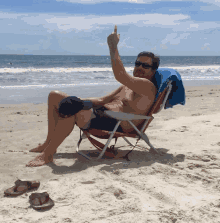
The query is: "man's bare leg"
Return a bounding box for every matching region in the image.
[27,90,93,167]
[29,90,70,153]
[26,113,76,167]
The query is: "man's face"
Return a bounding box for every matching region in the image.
[133,56,155,80]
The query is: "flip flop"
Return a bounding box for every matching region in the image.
[4,179,40,197]
[29,192,54,210]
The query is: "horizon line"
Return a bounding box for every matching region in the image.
[0,54,219,57]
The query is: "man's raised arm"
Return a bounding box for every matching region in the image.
[107,25,128,84]
[107,25,155,96]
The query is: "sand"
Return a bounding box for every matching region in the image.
[1,85,220,223]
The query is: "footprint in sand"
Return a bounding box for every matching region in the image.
[16,112,23,115]
[187,90,198,92]
[186,154,216,162]
[187,163,204,169]
[113,189,126,200]
[112,169,120,175]
[191,113,202,116]
[81,180,95,184]
[0,210,9,216]
[171,126,189,132]
[202,120,211,123]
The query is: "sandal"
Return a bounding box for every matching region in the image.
[29,192,54,210]
[4,179,40,197]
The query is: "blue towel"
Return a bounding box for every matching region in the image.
[152,68,186,109]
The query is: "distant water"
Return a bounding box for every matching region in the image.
[0,54,220,104]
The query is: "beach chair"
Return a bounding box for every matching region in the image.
[76,68,185,160]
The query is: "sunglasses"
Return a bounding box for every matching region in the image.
[135,61,153,69]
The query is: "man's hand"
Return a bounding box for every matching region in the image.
[107,25,120,50]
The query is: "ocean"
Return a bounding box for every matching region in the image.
[0,54,220,104]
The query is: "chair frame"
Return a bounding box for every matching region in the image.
[76,80,173,160]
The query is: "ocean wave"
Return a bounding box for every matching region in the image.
[0,67,117,74]
[1,66,220,88]
[0,65,220,74]
[0,82,120,89]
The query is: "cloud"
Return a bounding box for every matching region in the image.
[1,11,220,55]
[162,33,190,45]
[190,24,199,29]
[3,11,220,34]
[200,0,220,8]
[201,43,210,50]
[160,44,168,50]
[18,13,190,33]
[118,37,134,49]
[4,12,218,36]
[56,0,220,7]
[0,12,189,36]
[56,0,148,4]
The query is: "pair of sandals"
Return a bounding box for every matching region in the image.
[4,179,54,210]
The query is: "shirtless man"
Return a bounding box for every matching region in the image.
[26,25,160,167]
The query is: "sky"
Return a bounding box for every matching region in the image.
[0,0,220,56]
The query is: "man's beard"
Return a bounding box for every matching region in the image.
[134,69,145,76]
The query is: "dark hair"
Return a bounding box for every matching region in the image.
[136,51,160,70]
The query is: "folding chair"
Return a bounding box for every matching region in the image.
[76,68,185,160]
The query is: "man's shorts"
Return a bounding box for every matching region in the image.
[81,106,124,133]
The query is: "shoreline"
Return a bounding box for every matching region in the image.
[2,80,220,105]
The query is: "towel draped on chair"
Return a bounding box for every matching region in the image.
[154,68,185,109]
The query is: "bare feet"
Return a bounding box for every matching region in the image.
[26,152,53,167]
[29,143,48,153]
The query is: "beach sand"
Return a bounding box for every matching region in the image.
[1,85,220,223]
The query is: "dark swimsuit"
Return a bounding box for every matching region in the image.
[87,106,124,132]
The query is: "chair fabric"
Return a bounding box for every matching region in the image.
[76,68,185,160]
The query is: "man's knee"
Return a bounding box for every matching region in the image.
[75,109,93,128]
[58,96,93,117]
[48,90,69,102]
[49,90,65,97]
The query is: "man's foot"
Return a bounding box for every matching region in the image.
[26,152,53,167]
[29,143,48,153]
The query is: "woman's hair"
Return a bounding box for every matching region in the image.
[137,51,160,70]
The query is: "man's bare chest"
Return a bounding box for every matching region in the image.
[117,87,148,111]
[105,86,150,113]
[120,86,141,102]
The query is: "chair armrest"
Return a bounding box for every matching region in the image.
[104,110,151,121]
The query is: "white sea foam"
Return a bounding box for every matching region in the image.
[0,65,219,74]
[0,67,118,74]
[167,66,220,70]
[1,65,220,89]
[0,82,120,89]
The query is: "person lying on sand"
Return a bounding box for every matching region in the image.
[26,25,160,167]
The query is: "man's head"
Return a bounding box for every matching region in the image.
[133,51,160,81]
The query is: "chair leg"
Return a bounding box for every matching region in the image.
[140,133,158,154]
[97,121,121,159]
[76,135,92,160]
[127,121,158,154]
[123,137,135,147]
[76,121,122,160]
